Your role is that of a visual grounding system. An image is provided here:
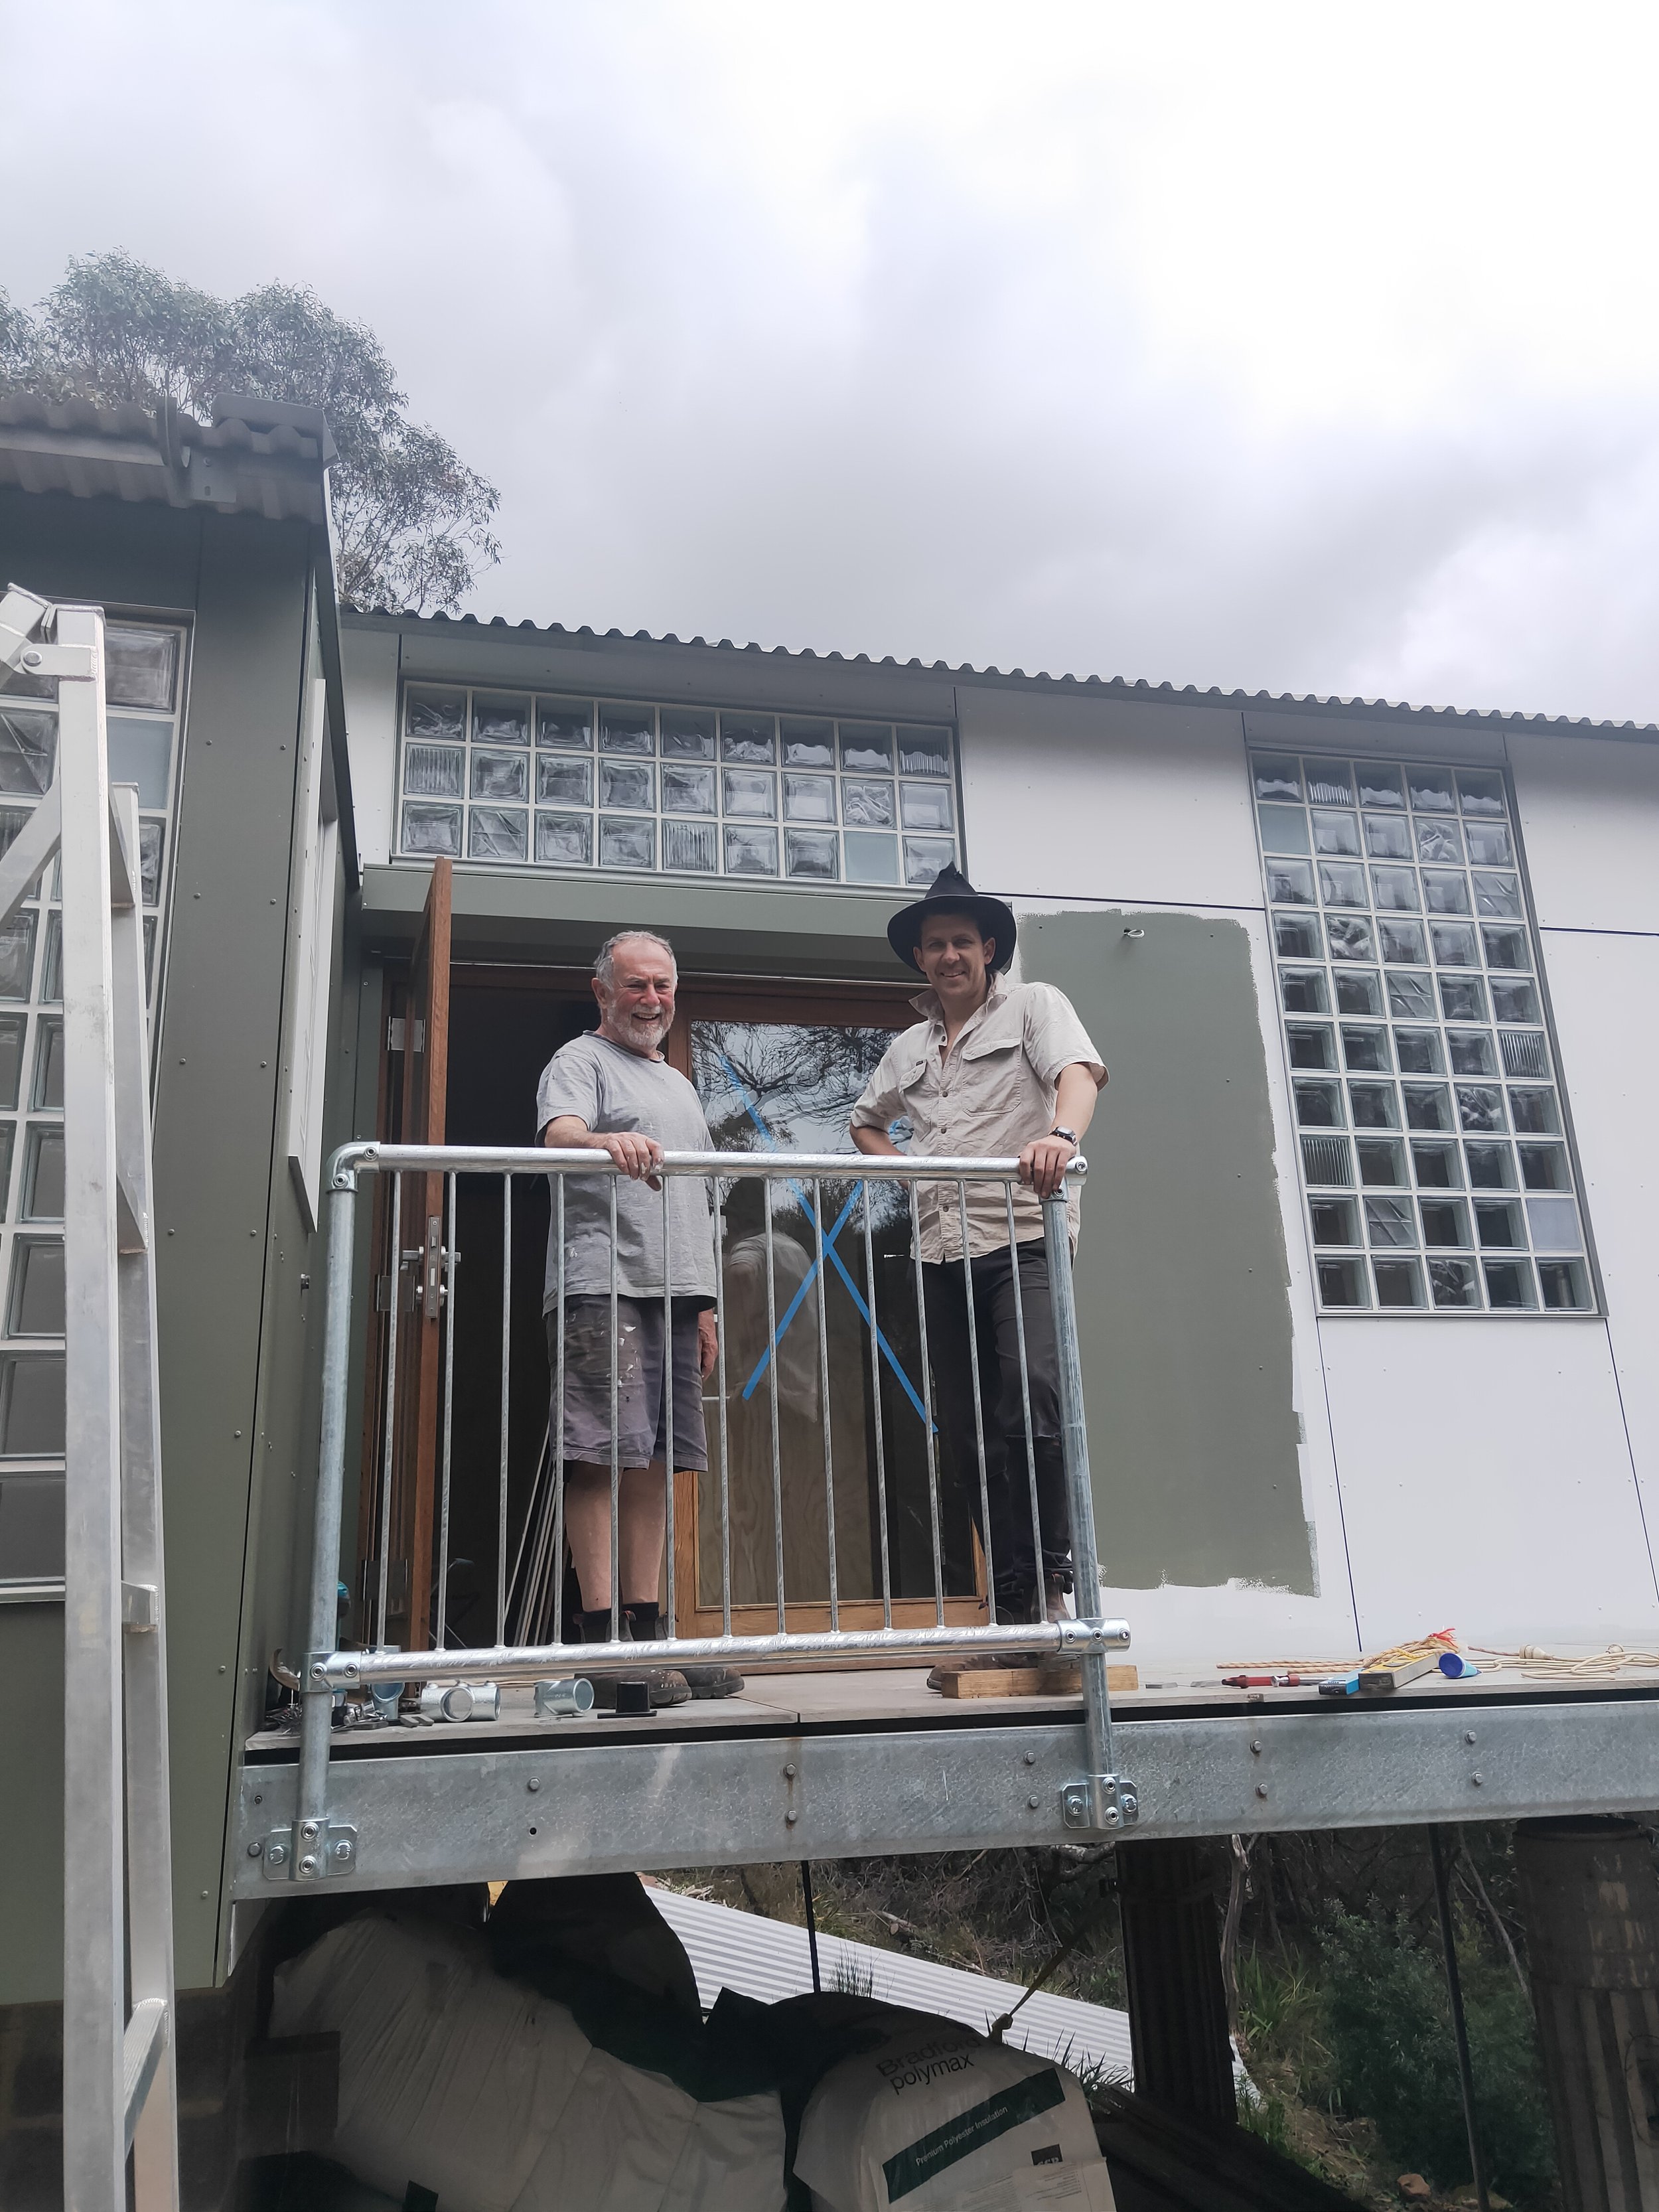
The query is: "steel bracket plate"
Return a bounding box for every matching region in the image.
[1062,1774,1139,1830]
[259,1820,358,1881]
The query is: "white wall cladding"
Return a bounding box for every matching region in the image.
[341,625,399,871]
[1508,733,1659,934]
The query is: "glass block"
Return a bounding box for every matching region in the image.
[1473,873,1522,920]
[897,725,952,776]
[1306,763,1354,807]
[781,718,835,768]
[1366,1196,1415,1247]
[0,1015,21,1110]
[1252,754,1301,802]
[1465,821,1512,865]
[1374,1257,1425,1307]
[472,694,530,746]
[1341,1027,1389,1072]
[724,824,778,876]
[0,808,29,867]
[661,763,715,815]
[23,1126,63,1219]
[1456,1084,1505,1134]
[662,820,718,873]
[1280,968,1328,1013]
[106,716,169,808]
[901,782,954,831]
[1378,921,1427,966]
[41,915,60,1005]
[1421,870,1471,916]
[660,708,716,759]
[1358,1138,1406,1187]
[1301,1135,1352,1186]
[723,769,776,819]
[1325,916,1374,962]
[1538,1259,1591,1310]
[1311,810,1358,857]
[537,755,593,808]
[840,723,893,773]
[538,700,593,750]
[1357,763,1406,809]
[1430,922,1479,966]
[1498,1030,1548,1079]
[1372,866,1419,912]
[1484,1258,1537,1309]
[1408,766,1456,812]
[844,831,899,884]
[1395,1029,1443,1074]
[1465,1142,1515,1190]
[785,829,839,879]
[1350,1082,1398,1129]
[134,818,163,910]
[1364,814,1411,860]
[719,714,776,763]
[1317,1256,1369,1307]
[8,1240,63,1335]
[471,749,528,802]
[1428,1257,1479,1308]
[1318,861,1366,908]
[1403,1084,1451,1132]
[1256,805,1309,853]
[406,690,467,743]
[32,1021,61,1112]
[1519,1143,1569,1192]
[1459,769,1507,817]
[1335,970,1384,1016]
[1310,1196,1359,1245]
[784,774,835,824]
[104,625,178,709]
[1509,1088,1559,1134]
[401,802,461,858]
[534,812,593,866]
[1412,1141,1461,1188]
[601,818,656,870]
[468,806,527,861]
[843,780,895,830]
[904,837,956,885]
[1420,1197,1469,1248]
[1,1353,64,1453]
[1439,974,1487,1022]
[1287,1024,1335,1070]
[1275,914,1321,959]
[1482,925,1530,971]
[1491,978,1540,1023]
[599,702,654,754]
[1294,1080,1343,1128]
[1447,1030,1496,1076]
[1476,1199,1522,1248]
[0,1122,13,1219]
[601,763,655,811]
[1526,1196,1581,1252]
[1415,818,1463,865]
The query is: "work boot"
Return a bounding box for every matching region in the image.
[678,1664,745,1699]
[925,1589,1040,1691]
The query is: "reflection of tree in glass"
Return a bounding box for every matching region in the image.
[693,1022,907,1231]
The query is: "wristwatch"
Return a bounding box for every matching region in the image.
[1049,1126,1079,1147]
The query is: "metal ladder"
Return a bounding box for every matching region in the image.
[0,587,180,2208]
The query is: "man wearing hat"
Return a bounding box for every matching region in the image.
[849,867,1106,1649]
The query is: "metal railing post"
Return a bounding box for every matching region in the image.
[1043,1184,1138,1834]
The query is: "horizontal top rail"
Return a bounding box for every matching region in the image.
[327,1140,1088,1191]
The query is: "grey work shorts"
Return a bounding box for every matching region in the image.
[545,1296,709,1472]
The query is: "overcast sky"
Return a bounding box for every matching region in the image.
[5,2,1658,721]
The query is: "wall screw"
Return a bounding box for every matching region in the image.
[247,1841,262,1857]
[785,1809,798,1825]
[1027,1795,1041,1810]
[1250,1739,1262,1755]
[1471,1772,1484,1787]
[783,1763,796,1779]
[1023,1751,1037,1766]
[333,1840,352,1861]
[527,1778,540,1793]
[1465,1730,1477,1744]
[267,1842,286,1866]
[1256,1784,1268,1799]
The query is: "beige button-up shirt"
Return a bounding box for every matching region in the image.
[849,976,1106,1262]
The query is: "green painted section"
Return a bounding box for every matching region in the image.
[1019,908,1313,1593]
[0,1606,64,2000]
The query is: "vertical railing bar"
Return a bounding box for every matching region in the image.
[909,1179,945,1626]
[552,1173,567,1647]
[958,1179,996,1625]
[496,1171,512,1647]
[375,1170,401,1647]
[609,1173,620,1645]
[435,1170,457,1649]
[713,1173,732,1638]
[814,1176,838,1632]
[863,1179,892,1631]
[662,1171,675,1635]
[1005,1183,1043,1634]
[763,1175,786,1633]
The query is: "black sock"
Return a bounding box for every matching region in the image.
[578,1607,617,1644]
[624,1601,661,1643]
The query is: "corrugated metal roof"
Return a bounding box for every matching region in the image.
[0,390,332,522]
[341,599,1659,742]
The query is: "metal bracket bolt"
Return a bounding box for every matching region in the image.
[1061,1775,1139,1830]
[259,1820,358,1881]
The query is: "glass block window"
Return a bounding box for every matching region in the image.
[1253,751,1591,1316]
[0,623,184,1530]
[395,688,960,887]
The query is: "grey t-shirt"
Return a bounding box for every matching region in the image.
[536,1032,718,1306]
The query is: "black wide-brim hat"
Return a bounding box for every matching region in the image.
[887,864,1018,975]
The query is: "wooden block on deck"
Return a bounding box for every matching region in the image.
[938,1663,1138,1699]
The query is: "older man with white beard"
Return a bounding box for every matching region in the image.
[538,928,735,1704]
